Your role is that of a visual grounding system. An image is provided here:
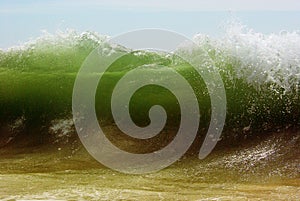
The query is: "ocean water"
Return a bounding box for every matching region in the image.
[0,23,299,200]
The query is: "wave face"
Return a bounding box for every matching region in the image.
[0,24,299,149]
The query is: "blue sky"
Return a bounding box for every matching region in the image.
[1,0,300,48]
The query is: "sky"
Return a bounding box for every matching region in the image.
[1,0,300,48]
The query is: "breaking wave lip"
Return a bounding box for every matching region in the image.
[1,21,300,90]
[2,29,108,52]
[192,20,300,91]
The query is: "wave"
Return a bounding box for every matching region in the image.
[0,22,299,149]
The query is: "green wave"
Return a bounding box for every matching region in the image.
[0,29,299,145]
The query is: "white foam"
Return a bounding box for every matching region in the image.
[193,21,300,91]
[49,118,74,143]
[5,29,107,52]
